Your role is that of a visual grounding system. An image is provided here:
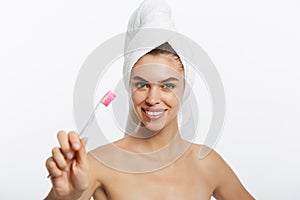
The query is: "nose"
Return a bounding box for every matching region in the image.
[145,86,161,105]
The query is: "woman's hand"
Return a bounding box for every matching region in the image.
[45,131,89,200]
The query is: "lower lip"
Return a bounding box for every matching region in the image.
[142,110,166,121]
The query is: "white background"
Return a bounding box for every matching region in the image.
[0,0,299,199]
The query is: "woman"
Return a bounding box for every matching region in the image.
[45,1,255,199]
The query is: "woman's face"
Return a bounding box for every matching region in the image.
[130,53,185,132]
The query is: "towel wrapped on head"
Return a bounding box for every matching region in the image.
[123,0,194,92]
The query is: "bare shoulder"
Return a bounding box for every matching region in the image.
[86,144,120,200]
[190,143,255,200]
[188,143,223,163]
[86,137,130,181]
[191,144,229,171]
[188,144,228,179]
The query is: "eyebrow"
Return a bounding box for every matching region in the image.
[132,76,147,82]
[160,77,179,83]
[131,76,179,83]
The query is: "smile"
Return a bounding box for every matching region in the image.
[142,108,167,121]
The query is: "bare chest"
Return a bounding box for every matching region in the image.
[100,162,213,200]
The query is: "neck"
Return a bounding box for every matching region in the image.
[128,119,184,152]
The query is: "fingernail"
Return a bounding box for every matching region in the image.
[72,143,80,150]
[67,152,73,160]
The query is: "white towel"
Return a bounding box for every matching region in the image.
[123,0,195,92]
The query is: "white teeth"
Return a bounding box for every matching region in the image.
[146,111,163,116]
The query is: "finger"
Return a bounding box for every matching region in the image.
[57,130,73,160]
[68,131,81,151]
[81,137,88,147]
[45,157,63,177]
[52,147,68,170]
[77,137,88,164]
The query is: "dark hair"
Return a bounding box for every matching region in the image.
[146,42,183,68]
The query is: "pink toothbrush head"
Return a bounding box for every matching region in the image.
[100,90,116,107]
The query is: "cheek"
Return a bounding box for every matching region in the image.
[168,88,184,105]
[131,91,146,106]
[163,93,181,109]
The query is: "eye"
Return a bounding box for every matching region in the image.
[162,83,175,89]
[135,82,149,89]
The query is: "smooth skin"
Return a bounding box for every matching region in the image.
[45,54,255,200]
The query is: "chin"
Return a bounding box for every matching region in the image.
[144,123,166,132]
[139,116,165,129]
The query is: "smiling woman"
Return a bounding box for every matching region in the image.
[44,0,255,199]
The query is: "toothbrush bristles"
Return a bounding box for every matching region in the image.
[100,90,116,107]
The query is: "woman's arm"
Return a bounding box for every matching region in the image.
[204,149,255,200]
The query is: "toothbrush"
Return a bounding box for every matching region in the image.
[79,90,116,136]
